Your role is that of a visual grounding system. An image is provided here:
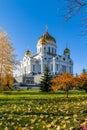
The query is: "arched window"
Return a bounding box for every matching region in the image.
[52,48,54,53]
[44,47,46,53]
[63,57,65,61]
[55,49,56,54]
[56,64,58,71]
[33,65,35,71]
[48,47,50,53]
[56,57,58,61]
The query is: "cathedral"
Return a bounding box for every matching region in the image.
[15,28,73,84]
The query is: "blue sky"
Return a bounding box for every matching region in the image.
[0,0,87,74]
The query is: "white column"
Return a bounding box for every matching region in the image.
[53,57,55,75]
[29,59,32,73]
[71,66,73,74]
[41,57,44,73]
[66,62,68,73]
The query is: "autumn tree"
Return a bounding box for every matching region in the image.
[59,0,87,35]
[72,73,87,92]
[40,66,52,92]
[0,27,16,90]
[51,72,73,98]
[72,75,80,89]
[79,73,87,92]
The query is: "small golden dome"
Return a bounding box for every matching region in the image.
[38,31,56,45]
[64,48,70,53]
[25,50,31,55]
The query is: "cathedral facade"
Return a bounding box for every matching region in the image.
[20,30,73,81]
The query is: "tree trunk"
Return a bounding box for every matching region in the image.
[85,89,87,93]
[0,65,2,89]
[0,73,1,88]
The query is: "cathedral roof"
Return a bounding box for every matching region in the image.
[38,31,56,45]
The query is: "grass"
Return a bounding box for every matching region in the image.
[0,90,87,130]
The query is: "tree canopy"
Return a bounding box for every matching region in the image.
[51,72,73,98]
[51,72,87,97]
[0,27,16,90]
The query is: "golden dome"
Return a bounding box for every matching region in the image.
[39,37,47,45]
[25,50,31,55]
[38,31,56,45]
[64,48,70,53]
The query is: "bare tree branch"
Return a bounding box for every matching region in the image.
[59,0,87,35]
[74,0,85,6]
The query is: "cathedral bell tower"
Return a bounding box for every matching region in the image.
[64,46,70,58]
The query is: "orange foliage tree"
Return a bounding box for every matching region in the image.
[72,73,87,92]
[51,72,74,98]
[0,27,16,90]
[79,73,87,92]
[72,75,80,89]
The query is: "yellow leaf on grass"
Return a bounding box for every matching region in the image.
[18,127,22,130]
[46,123,51,128]
[56,126,60,130]
[40,114,44,118]
[73,114,77,118]
[82,121,87,126]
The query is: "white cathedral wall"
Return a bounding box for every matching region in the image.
[18,60,73,78]
[20,53,73,76]
[33,55,40,60]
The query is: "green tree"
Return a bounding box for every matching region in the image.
[82,68,87,74]
[40,66,52,92]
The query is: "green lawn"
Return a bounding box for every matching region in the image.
[0,90,87,130]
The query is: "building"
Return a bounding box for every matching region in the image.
[15,29,73,85]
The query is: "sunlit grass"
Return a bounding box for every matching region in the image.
[0,90,87,129]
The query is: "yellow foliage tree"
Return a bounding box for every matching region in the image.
[51,72,74,98]
[0,27,16,90]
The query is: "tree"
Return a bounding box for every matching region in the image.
[59,0,87,35]
[82,68,87,74]
[0,27,16,90]
[79,73,87,92]
[51,72,73,98]
[72,75,79,87]
[40,66,52,92]
[71,73,87,92]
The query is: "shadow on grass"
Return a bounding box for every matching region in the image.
[0,90,86,95]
